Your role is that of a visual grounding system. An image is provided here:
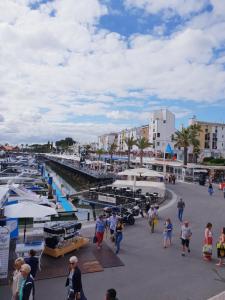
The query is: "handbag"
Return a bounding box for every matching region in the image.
[93,235,97,244]
[202,244,212,254]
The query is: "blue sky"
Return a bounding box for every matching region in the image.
[0,0,225,144]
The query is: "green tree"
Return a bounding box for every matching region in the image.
[96,148,105,160]
[125,136,137,168]
[173,125,201,165]
[136,137,152,167]
[108,142,117,163]
[55,137,75,150]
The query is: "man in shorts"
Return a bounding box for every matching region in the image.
[181,221,192,256]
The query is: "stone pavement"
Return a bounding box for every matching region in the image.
[1,182,225,300]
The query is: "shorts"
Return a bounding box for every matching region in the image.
[181,238,190,248]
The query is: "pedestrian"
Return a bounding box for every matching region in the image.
[24,249,39,278]
[19,264,35,300]
[11,257,24,300]
[148,206,158,233]
[208,184,214,196]
[180,221,192,256]
[216,227,225,267]
[95,215,106,249]
[108,212,117,242]
[145,201,150,216]
[115,218,123,254]
[163,218,173,248]
[105,288,118,300]
[172,174,176,184]
[66,256,87,300]
[177,198,185,222]
[202,223,213,261]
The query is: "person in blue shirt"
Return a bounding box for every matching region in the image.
[163,218,173,248]
[95,215,106,249]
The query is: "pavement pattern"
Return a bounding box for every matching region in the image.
[1,182,225,300]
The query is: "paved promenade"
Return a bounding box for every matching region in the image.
[1,182,225,300]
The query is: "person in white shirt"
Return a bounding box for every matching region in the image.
[108,213,117,241]
[181,221,192,256]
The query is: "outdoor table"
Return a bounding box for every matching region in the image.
[16,241,44,270]
[134,198,141,201]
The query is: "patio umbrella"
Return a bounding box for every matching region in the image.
[4,202,57,241]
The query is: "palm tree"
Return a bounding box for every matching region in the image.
[173,125,201,165]
[136,137,152,167]
[96,148,105,160]
[124,136,137,168]
[108,142,117,163]
[192,141,200,163]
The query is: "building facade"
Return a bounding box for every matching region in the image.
[189,117,225,158]
[98,133,117,151]
[149,109,176,153]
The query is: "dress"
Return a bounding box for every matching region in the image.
[203,228,213,260]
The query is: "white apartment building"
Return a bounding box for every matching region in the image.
[98,133,117,151]
[116,127,143,152]
[149,109,176,153]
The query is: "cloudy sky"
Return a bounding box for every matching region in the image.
[1,0,225,145]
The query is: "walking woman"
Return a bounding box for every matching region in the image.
[115,218,123,254]
[95,215,106,249]
[163,219,173,248]
[148,206,158,233]
[216,227,225,267]
[11,257,24,300]
[203,223,213,261]
[65,256,87,300]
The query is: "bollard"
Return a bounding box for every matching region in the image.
[87,212,90,221]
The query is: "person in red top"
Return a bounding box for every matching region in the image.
[203,223,213,261]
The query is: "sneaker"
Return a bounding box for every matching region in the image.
[182,253,185,257]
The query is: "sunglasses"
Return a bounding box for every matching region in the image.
[69,262,75,264]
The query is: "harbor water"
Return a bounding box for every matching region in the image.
[45,165,92,221]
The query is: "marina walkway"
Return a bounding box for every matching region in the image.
[1,182,225,299]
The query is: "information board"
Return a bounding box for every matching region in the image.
[98,194,116,204]
[0,226,10,279]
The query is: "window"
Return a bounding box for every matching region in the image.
[205,142,210,149]
[205,128,208,133]
[163,120,166,123]
[157,142,160,146]
[157,133,160,137]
